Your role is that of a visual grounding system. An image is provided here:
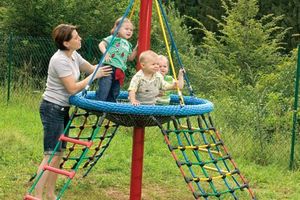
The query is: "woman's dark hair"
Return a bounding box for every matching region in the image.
[52,24,77,50]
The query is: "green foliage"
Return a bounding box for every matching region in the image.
[258,0,300,51]
[212,89,292,165]
[196,0,288,89]
[184,0,293,95]
[181,0,297,166]
[4,0,64,36]
[0,6,8,31]
[62,1,131,38]
[1,0,136,39]
[0,32,8,86]
[170,0,300,51]
[167,0,224,45]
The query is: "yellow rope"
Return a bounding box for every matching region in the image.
[192,170,233,182]
[203,166,227,174]
[129,0,138,20]
[177,145,222,156]
[154,0,185,105]
[68,146,104,150]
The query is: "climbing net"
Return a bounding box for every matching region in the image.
[59,109,119,177]
[154,114,255,199]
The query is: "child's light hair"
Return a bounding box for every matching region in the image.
[158,55,169,67]
[111,17,134,35]
[139,50,158,63]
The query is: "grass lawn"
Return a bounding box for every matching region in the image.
[1,93,300,200]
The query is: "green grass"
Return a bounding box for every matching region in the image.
[1,91,300,200]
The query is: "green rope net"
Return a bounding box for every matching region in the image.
[25,109,255,200]
[154,114,255,199]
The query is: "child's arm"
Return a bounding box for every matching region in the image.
[129,90,140,106]
[99,41,110,61]
[177,69,185,89]
[163,80,176,91]
[128,72,140,105]
[128,43,138,61]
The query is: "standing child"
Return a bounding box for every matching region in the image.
[96,17,138,102]
[128,50,183,105]
[156,55,184,104]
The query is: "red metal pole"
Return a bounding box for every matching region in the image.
[136,0,153,70]
[129,0,153,200]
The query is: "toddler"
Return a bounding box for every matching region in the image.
[156,55,184,104]
[128,50,183,105]
[96,17,137,102]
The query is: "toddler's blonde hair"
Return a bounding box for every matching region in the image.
[139,50,158,64]
[111,17,134,35]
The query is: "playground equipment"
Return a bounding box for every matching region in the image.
[24,0,256,199]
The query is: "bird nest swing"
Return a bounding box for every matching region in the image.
[70,91,214,127]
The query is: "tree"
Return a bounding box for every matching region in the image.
[184,0,296,165]
[166,0,224,44]
[258,0,300,51]
[171,0,300,51]
[3,0,68,36]
[2,0,130,38]
[188,0,289,91]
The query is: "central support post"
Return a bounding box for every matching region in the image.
[129,0,153,200]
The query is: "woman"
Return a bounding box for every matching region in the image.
[35,24,112,199]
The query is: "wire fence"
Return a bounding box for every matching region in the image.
[1,33,93,101]
[1,33,138,104]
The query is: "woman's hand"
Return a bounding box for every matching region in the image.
[95,65,112,79]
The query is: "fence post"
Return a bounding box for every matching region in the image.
[290,44,300,170]
[7,33,13,104]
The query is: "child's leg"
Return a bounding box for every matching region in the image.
[107,79,120,102]
[95,71,113,101]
